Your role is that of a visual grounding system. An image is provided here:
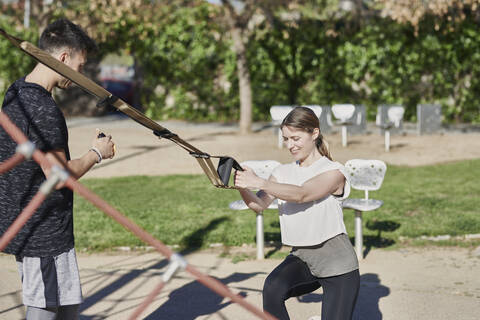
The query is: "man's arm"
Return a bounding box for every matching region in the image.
[40,130,115,187]
[42,149,96,179]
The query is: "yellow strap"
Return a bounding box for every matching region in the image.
[0,29,239,188]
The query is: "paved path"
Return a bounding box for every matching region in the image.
[1,246,479,320]
[1,117,480,319]
[65,116,480,178]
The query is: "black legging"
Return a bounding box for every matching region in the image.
[263,254,359,320]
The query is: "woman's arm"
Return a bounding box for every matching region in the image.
[237,175,277,213]
[235,167,345,203]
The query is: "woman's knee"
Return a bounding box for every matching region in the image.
[263,272,289,301]
[263,273,291,301]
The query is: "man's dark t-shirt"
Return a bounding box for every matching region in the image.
[0,78,74,257]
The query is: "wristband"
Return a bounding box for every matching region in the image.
[89,147,102,164]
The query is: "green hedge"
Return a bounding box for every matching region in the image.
[1,3,479,123]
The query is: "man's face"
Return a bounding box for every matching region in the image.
[57,49,86,89]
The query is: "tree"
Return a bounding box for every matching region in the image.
[251,1,348,107]
[0,3,38,100]
[376,0,480,27]
[214,0,308,133]
[375,0,480,122]
[219,0,253,133]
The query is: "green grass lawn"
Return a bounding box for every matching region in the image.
[74,159,480,252]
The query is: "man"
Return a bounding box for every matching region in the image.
[0,19,115,319]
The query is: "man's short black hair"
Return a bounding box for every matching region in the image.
[39,18,97,55]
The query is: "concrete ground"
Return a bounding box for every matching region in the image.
[1,246,479,320]
[1,117,480,319]
[65,116,480,178]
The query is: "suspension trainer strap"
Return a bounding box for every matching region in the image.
[0,29,242,188]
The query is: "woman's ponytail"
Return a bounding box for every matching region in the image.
[315,133,332,160]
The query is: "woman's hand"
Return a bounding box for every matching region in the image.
[234,166,265,190]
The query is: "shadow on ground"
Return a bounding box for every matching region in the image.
[179,217,231,253]
[353,273,390,320]
[80,217,253,320]
[143,272,261,320]
[78,257,169,319]
[363,220,400,258]
[73,217,393,319]
[77,256,264,320]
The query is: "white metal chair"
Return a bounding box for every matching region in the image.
[270,106,294,148]
[303,105,323,119]
[376,106,405,151]
[331,104,356,147]
[228,160,281,260]
[270,105,323,148]
[342,159,387,260]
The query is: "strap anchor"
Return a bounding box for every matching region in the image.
[96,95,119,108]
[189,151,211,159]
[162,253,187,283]
[16,141,35,159]
[153,129,178,140]
[39,165,70,196]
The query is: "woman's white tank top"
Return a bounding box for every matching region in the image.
[271,156,351,246]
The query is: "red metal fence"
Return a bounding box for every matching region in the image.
[0,111,276,320]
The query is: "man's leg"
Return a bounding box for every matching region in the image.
[25,304,78,320]
[25,306,57,320]
[16,249,82,320]
[16,255,60,319]
[57,304,80,320]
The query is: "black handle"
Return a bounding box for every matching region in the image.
[217,157,243,187]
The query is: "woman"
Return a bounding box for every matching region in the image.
[235,107,359,320]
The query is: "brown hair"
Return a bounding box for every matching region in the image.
[39,19,96,55]
[280,107,332,160]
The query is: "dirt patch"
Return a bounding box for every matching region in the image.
[66,118,480,179]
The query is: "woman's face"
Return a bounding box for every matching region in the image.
[281,125,319,162]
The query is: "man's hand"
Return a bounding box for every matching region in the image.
[92,128,115,160]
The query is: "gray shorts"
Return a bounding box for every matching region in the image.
[16,247,83,308]
[291,233,359,278]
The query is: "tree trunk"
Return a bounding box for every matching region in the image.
[230,25,252,134]
[288,80,299,105]
[31,0,51,34]
[132,54,144,111]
